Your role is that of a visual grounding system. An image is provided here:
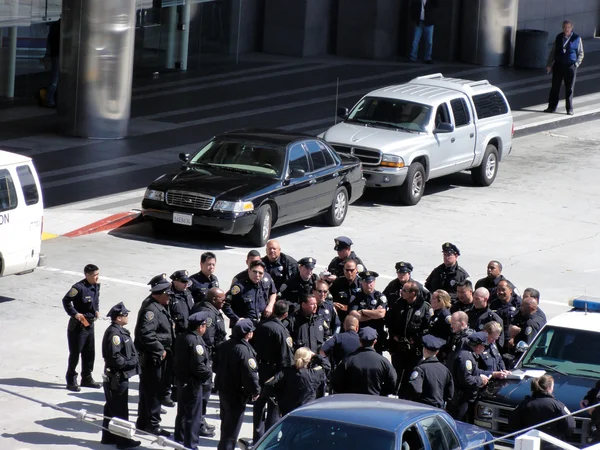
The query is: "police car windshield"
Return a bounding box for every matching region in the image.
[346,97,431,133]
[520,326,600,377]
[255,416,395,450]
[189,139,285,178]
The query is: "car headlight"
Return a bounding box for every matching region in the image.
[213,200,254,213]
[477,405,493,419]
[380,154,405,168]
[144,189,165,202]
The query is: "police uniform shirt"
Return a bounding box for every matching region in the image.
[102,322,140,379]
[327,251,366,277]
[509,392,575,439]
[329,276,362,308]
[279,273,318,305]
[382,278,430,310]
[262,253,298,290]
[513,313,546,346]
[331,347,398,396]
[425,263,469,301]
[349,290,387,334]
[190,301,227,351]
[429,308,452,341]
[479,342,505,372]
[189,272,220,304]
[452,348,486,402]
[386,297,432,351]
[169,287,195,335]
[252,317,294,372]
[287,312,326,353]
[134,297,175,361]
[317,300,340,337]
[490,295,521,346]
[213,337,260,397]
[174,330,212,385]
[450,301,474,314]
[468,307,504,336]
[443,328,473,369]
[475,275,517,302]
[232,269,277,294]
[224,278,271,324]
[62,279,100,321]
[320,330,361,365]
[408,356,454,409]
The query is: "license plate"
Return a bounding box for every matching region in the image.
[173,212,193,226]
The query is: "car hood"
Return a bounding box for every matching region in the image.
[455,421,494,447]
[323,122,430,153]
[479,370,597,412]
[149,166,278,200]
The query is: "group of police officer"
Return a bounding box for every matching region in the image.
[61,237,551,449]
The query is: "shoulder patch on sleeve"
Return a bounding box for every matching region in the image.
[195,345,204,356]
[525,326,533,335]
[248,358,257,370]
[314,366,323,371]
[112,335,121,346]
[445,315,452,324]
[280,284,287,292]
[380,295,387,304]
[145,311,155,321]
[206,317,213,327]
[410,371,420,381]
[231,285,241,295]
[286,336,293,348]
[465,360,473,371]
[357,264,364,272]
[67,287,79,298]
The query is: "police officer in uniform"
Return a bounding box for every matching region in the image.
[425,243,469,302]
[383,261,430,309]
[324,236,366,280]
[313,280,340,337]
[331,327,397,396]
[475,260,518,302]
[174,312,215,448]
[467,287,504,343]
[450,281,475,314]
[320,315,361,367]
[429,289,452,342]
[286,293,326,353]
[252,300,294,442]
[279,257,318,308]
[479,321,506,372]
[509,297,546,350]
[134,274,175,436]
[443,311,473,368]
[224,260,276,327]
[214,319,260,450]
[349,271,387,354]
[169,270,195,336]
[329,258,362,323]
[262,239,298,290]
[407,335,454,409]
[490,279,521,350]
[190,252,219,304]
[101,302,141,449]
[191,288,227,358]
[62,263,102,391]
[386,280,431,396]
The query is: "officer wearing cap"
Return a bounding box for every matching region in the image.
[224,260,277,327]
[174,312,215,448]
[191,288,227,359]
[169,270,195,336]
[286,293,327,353]
[190,252,220,304]
[407,335,454,409]
[383,261,431,309]
[331,327,397,396]
[279,257,319,307]
[329,257,362,323]
[326,236,367,280]
[62,263,102,391]
[100,302,141,449]
[447,331,490,422]
[134,274,175,437]
[262,239,299,290]
[349,271,388,354]
[232,250,278,294]
[425,243,470,302]
[214,319,260,450]
[251,300,294,442]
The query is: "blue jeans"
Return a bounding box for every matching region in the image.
[410,22,434,61]
[46,56,59,106]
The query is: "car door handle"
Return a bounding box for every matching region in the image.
[309,179,317,185]
[470,133,474,138]
[451,138,456,143]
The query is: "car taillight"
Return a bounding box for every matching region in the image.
[511,122,515,137]
[41,216,44,236]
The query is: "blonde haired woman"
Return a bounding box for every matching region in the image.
[264,347,330,416]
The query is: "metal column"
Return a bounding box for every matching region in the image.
[178,0,191,71]
[165,5,178,69]
[59,0,137,138]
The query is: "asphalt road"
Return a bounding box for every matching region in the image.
[1,120,600,449]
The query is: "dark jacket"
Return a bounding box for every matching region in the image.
[134,297,175,362]
[174,330,212,385]
[410,0,437,26]
[102,322,140,379]
[331,347,397,396]
[214,337,260,399]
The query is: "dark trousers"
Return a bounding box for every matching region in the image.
[162,351,174,401]
[217,393,246,450]
[447,399,474,423]
[252,394,279,442]
[392,351,420,398]
[66,319,95,383]
[102,377,131,445]
[174,381,204,449]
[136,358,166,431]
[548,63,577,111]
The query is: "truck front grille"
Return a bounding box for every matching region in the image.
[330,144,382,167]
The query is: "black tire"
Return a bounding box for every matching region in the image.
[151,218,171,235]
[247,205,272,247]
[323,186,349,226]
[398,162,426,205]
[472,144,499,186]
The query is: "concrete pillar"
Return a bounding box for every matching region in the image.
[59,0,137,139]
[165,5,178,69]
[179,1,191,71]
[0,27,17,98]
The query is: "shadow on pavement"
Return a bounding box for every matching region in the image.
[55,400,104,416]
[35,416,101,434]
[0,295,16,304]
[67,391,106,402]
[198,435,219,448]
[1,431,105,449]
[0,377,65,390]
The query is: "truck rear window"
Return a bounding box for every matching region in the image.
[0,169,18,212]
[472,92,509,119]
[16,165,39,206]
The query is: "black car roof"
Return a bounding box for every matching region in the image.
[220,128,317,146]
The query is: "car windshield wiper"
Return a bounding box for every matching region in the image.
[576,368,600,376]
[525,361,568,376]
[214,165,253,174]
[345,118,371,126]
[369,121,417,133]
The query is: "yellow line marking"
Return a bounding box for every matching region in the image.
[42,232,59,241]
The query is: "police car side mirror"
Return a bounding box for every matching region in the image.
[237,438,253,450]
[178,152,190,163]
[515,341,529,353]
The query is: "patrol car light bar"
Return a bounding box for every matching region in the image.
[568,296,600,312]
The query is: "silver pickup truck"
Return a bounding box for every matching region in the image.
[321,73,514,205]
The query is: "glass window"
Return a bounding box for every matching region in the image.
[347,96,431,132]
[305,141,328,171]
[288,143,310,173]
[400,424,425,450]
[317,142,337,167]
[435,103,451,127]
[472,91,510,119]
[450,98,471,127]
[0,169,18,212]
[16,165,39,206]
[419,416,461,450]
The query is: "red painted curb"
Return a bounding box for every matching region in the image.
[63,211,142,238]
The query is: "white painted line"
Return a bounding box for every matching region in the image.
[515,107,600,131]
[497,63,600,90]
[504,72,600,96]
[38,266,148,288]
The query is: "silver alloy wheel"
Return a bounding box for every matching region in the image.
[334,191,347,221]
[412,171,424,197]
[485,153,497,179]
[262,210,271,241]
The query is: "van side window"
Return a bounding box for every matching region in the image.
[472,91,509,119]
[450,98,471,127]
[0,168,18,211]
[16,165,39,206]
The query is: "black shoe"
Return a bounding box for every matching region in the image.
[101,436,116,445]
[567,110,574,115]
[147,428,170,437]
[160,407,167,414]
[81,377,101,389]
[199,427,216,438]
[66,383,81,392]
[543,108,556,113]
[202,419,215,432]
[424,59,433,64]
[161,397,176,407]
[117,440,142,449]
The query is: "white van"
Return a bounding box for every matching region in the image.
[0,150,44,276]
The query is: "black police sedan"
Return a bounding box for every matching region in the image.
[141,129,365,246]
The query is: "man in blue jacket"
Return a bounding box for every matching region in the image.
[544,20,584,115]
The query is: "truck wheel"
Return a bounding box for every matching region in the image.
[247,205,272,247]
[398,162,425,205]
[472,144,499,186]
[323,186,348,226]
